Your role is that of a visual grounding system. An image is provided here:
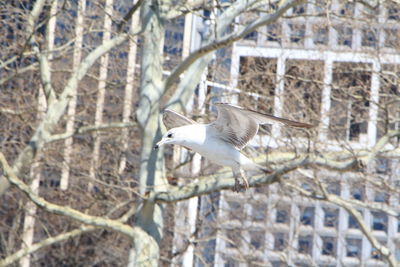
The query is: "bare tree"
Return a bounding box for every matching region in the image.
[1,0,400,266]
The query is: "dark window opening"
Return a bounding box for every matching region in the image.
[250,230,265,249]
[323,208,338,228]
[322,237,336,256]
[372,212,388,232]
[267,23,281,43]
[346,238,362,258]
[276,208,289,224]
[244,31,258,41]
[300,207,315,226]
[313,26,328,45]
[289,23,305,44]
[274,232,287,250]
[298,235,313,254]
[362,28,378,48]
[348,211,362,229]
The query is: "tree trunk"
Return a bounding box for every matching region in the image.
[119,0,140,175]
[20,1,57,265]
[130,0,167,265]
[61,0,86,190]
[90,0,113,188]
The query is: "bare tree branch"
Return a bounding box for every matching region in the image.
[163,0,305,92]
[0,32,130,196]
[0,225,97,267]
[165,0,208,19]
[0,202,137,267]
[32,44,57,105]
[0,152,150,242]
[363,129,400,164]
[26,0,47,45]
[0,63,39,86]
[117,0,143,31]
[48,121,137,143]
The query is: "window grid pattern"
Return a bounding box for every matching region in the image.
[215,179,400,266]
[239,1,400,52]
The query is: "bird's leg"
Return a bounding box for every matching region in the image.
[239,168,249,190]
[233,176,242,192]
[232,168,249,192]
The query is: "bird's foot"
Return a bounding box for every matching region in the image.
[232,175,249,193]
[233,177,244,192]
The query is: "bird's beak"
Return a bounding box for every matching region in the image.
[154,139,165,150]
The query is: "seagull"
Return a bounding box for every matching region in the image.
[154,103,313,192]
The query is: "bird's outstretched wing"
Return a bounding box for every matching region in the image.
[162,109,196,130]
[211,103,314,149]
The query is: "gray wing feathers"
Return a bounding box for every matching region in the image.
[162,109,196,130]
[215,103,314,128]
[211,104,259,149]
[245,110,314,128]
[211,103,314,149]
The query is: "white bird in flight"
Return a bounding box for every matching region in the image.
[155,103,313,192]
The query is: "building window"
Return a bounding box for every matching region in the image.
[300,207,315,226]
[313,25,329,45]
[374,190,389,203]
[288,23,306,44]
[284,60,324,115]
[327,182,341,195]
[276,205,290,224]
[283,59,323,138]
[351,187,365,200]
[384,28,400,48]
[346,238,362,258]
[372,212,388,232]
[273,232,288,250]
[375,159,390,174]
[378,64,400,140]
[335,26,353,47]
[226,200,244,221]
[371,247,383,260]
[362,28,378,48]
[223,257,239,267]
[387,3,400,21]
[244,31,258,41]
[337,2,355,16]
[298,235,313,255]
[225,228,242,249]
[250,230,265,250]
[238,57,276,115]
[348,211,362,229]
[322,236,336,256]
[330,62,371,142]
[292,3,307,15]
[164,30,183,55]
[323,208,339,228]
[251,203,267,222]
[267,23,281,43]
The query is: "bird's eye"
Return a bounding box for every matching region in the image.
[167,133,173,138]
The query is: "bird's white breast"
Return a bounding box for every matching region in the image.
[179,124,241,168]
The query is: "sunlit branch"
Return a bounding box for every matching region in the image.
[0,152,149,242]
[48,121,137,143]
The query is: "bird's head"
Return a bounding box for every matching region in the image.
[154,128,185,149]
